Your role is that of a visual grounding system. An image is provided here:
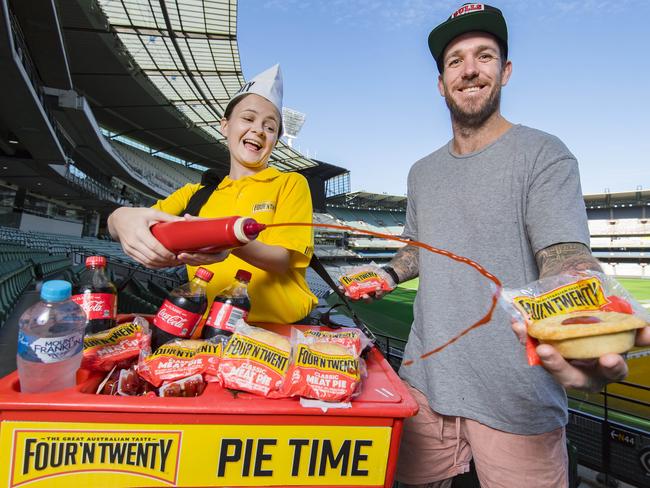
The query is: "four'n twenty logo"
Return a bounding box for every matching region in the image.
[13,430,181,486]
[235,81,256,96]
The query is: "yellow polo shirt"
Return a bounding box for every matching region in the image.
[152,167,317,324]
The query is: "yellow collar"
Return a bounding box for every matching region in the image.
[218,167,282,189]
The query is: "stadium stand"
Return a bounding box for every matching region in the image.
[0,260,32,324]
[110,139,202,194]
[589,218,650,236]
[585,190,650,278]
[313,195,408,269]
[313,212,342,226]
[0,226,184,283]
[327,207,404,235]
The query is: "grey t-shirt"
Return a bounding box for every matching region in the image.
[399,124,591,435]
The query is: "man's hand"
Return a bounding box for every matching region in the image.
[512,319,650,392]
[339,265,397,302]
[340,244,419,301]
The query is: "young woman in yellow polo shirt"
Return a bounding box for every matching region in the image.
[107,65,317,323]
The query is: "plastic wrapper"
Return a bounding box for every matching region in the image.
[159,374,206,397]
[501,271,649,364]
[281,329,365,402]
[82,316,150,372]
[218,322,291,398]
[201,336,228,382]
[338,264,394,300]
[301,327,370,357]
[137,339,222,387]
[96,366,120,395]
[117,367,156,397]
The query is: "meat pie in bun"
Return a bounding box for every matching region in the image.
[527,310,646,359]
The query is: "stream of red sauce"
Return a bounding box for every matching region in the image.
[265,222,503,365]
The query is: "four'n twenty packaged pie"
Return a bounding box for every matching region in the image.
[501,272,649,363]
[218,323,292,398]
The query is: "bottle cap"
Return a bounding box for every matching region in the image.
[195,267,214,282]
[235,269,252,283]
[86,256,107,268]
[40,280,72,302]
[242,218,266,239]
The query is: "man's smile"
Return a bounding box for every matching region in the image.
[458,84,486,94]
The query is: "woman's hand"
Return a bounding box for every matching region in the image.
[166,213,231,267]
[108,207,183,268]
[177,250,231,266]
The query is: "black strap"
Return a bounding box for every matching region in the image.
[179,170,222,216]
[309,254,379,347]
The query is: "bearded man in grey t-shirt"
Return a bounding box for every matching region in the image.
[343,4,650,488]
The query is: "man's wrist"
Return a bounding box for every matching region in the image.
[382,265,400,285]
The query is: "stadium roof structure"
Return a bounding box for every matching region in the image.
[56,0,316,173]
[300,159,349,180]
[584,189,650,208]
[327,191,407,211]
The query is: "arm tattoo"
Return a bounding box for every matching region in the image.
[535,242,602,279]
[389,245,419,283]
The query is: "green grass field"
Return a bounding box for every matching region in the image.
[617,278,650,302]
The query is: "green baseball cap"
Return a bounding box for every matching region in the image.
[428,3,508,72]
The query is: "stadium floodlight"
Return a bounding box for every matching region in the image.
[282,107,306,148]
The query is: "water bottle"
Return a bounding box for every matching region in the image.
[17,280,86,393]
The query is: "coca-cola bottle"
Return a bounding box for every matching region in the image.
[151,267,213,350]
[202,269,252,340]
[71,256,117,335]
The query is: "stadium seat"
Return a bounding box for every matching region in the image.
[147,280,170,300]
[30,255,71,279]
[0,261,34,325]
[122,277,164,308]
[62,263,87,283]
[118,290,159,315]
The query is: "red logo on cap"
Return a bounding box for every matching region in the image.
[452,3,485,18]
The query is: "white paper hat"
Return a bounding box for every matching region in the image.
[227,64,283,115]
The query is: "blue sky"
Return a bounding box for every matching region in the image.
[238,1,649,196]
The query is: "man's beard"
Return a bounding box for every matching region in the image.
[444,79,502,128]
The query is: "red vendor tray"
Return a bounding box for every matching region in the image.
[0,319,417,488]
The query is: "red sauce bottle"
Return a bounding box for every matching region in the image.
[150,216,266,254]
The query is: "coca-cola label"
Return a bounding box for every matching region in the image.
[71,293,116,320]
[205,302,248,332]
[153,300,202,338]
[17,331,83,364]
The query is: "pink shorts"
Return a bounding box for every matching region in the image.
[396,383,568,488]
